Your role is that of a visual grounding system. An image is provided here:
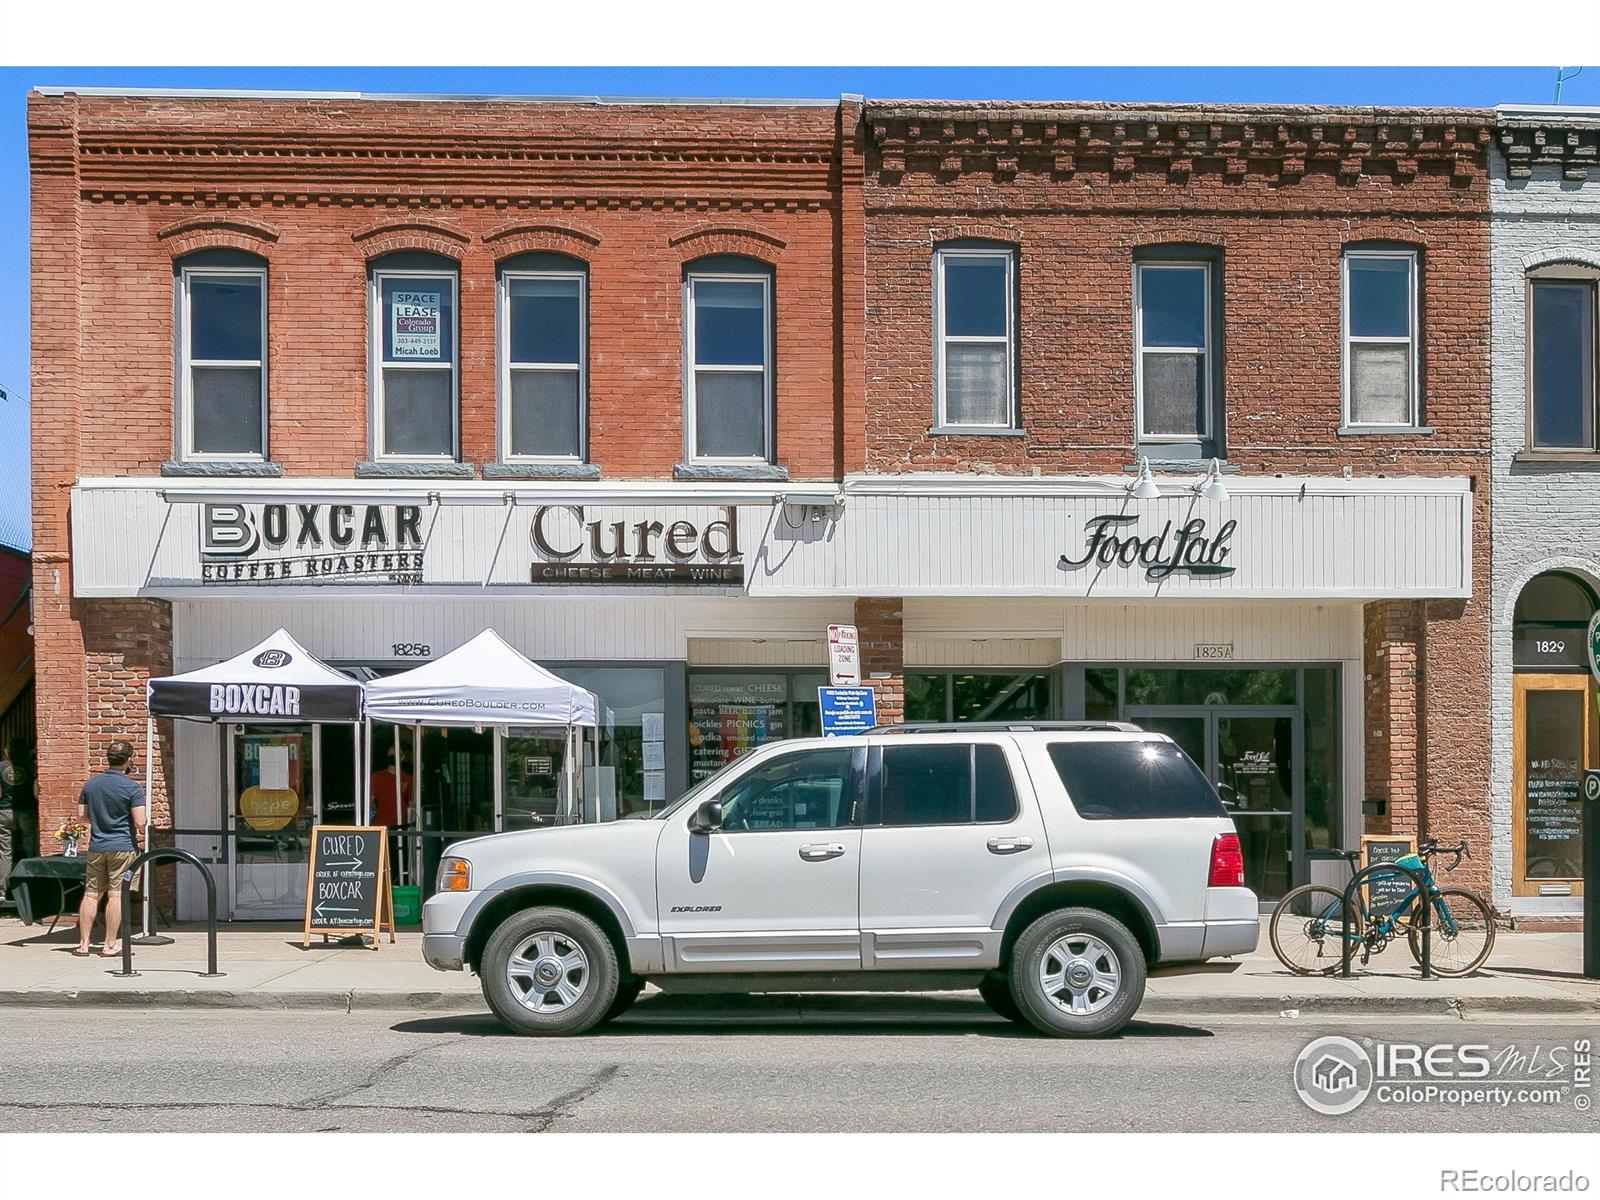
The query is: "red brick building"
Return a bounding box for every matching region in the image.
[855,103,1495,896]
[29,89,1497,914]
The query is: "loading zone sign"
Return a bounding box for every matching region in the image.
[818,687,877,737]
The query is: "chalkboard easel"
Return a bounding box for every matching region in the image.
[1360,834,1419,921]
[303,825,397,950]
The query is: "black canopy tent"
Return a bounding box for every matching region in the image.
[142,628,364,930]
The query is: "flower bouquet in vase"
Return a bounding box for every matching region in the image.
[55,818,89,857]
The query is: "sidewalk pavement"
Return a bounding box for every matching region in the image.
[1,916,1595,1019]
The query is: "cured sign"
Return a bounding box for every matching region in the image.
[302,826,395,949]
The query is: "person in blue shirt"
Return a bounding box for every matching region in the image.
[74,741,147,958]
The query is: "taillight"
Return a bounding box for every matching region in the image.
[1208,833,1245,888]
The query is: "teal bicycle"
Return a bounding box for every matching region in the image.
[1269,839,1496,978]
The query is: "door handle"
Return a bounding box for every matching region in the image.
[799,843,846,862]
[987,836,1034,855]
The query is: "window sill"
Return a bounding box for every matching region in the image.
[673,462,789,482]
[355,460,475,479]
[1512,450,1600,467]
[1336,425,1434,437]
[927,425,1026,437]
[161,460,282,477]
[1122,459,1239,475]
[483,462,601,480]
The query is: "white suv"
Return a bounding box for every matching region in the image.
[421,722,1259,1038]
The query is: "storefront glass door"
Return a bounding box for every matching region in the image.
[1127,706,1301,900]
[1512,675,1591,896]
[503,727,573,830]
[228,726,316,919]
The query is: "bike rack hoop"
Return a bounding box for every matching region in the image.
[113,848,226,979]
[1340,860,1433,980]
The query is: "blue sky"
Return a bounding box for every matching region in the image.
[2,65,1597,551]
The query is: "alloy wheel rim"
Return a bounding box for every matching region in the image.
[1038,933,1121,1016]
[507,931,589,1012]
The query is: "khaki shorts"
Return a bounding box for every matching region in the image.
[84,850,139,894]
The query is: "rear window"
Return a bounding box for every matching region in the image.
[1047,740,1227,820]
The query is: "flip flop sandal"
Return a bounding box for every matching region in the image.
[71,948,93,957]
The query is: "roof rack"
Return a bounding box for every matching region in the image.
[864,721,1146,735]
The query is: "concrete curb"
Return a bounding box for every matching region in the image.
[1,988,1595,1019]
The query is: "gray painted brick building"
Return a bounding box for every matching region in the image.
[1490,104,1600,914]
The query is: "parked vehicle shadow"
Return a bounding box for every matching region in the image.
[388,1010,1216,1040]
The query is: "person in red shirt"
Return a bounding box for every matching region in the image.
[369,745,416,828]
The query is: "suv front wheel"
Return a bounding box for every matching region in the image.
[481,906,620,1036]
[1009,908,1146,1038]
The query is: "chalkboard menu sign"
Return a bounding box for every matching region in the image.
[1361,835,1418,921]
[302,826,396,949]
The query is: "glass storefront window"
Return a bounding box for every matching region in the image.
[1123,667,1296,707]
[688,672,791,784]
[1085,668,1119,720]
[231,726,313,919]
[904,674,948,722]
[904,671,1056,722]
[558,667,669,818]
[1523,690,1586,879]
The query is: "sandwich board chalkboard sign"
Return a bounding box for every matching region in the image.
[303,826,395,949]
[1360,834,1418,922]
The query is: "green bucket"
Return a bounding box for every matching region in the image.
[392,885,423,927]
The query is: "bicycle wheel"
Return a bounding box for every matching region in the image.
[1407,887,1496,977]
[1269,885,1361,976]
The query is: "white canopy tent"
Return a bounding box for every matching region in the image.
[359,629,603,832]
[143,628,365,933]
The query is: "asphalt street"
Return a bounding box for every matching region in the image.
[1,1004,1594,1133]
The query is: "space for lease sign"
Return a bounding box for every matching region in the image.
[390,291,442,359]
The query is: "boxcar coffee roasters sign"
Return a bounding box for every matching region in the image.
[199,502,425,585]
[528,504,745,586]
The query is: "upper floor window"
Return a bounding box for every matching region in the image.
[1529,276,1598,451]
[1135,260,1214,446]
[371,255,458,460]
[934,244,1016,429]
[176,252,267,460]
[1342,248,1420,429]
[685,257,773,463]
[500,254,587,462]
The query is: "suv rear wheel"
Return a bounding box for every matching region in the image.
[1009,908,1146,1038]
[481,906,620,1036]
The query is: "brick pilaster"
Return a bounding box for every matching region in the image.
[855,597,904,725]
[1363,600,1424,839]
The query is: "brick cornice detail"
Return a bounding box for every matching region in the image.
[669,223,787,261]
[156,215,280,258]
[483,221,602,260]
[866,107,1492,184]
[1497,121,1600,181]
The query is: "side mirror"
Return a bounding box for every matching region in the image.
[689,799,723,834]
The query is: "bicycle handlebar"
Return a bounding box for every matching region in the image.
[1420,838,1470,871]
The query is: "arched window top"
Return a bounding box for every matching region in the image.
[1515,571,1597,625]
[174,247,267,273]
[497,250,587,276]
[683,252,774,277]
[367,249,458,274]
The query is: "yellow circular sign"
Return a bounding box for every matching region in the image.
[239,786,300,832]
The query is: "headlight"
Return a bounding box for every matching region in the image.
[437,857,472,893]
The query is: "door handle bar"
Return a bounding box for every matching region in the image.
[987,836,1034,855]
[798,843,846,861]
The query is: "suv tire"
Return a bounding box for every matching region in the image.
[1009,908,1146,1038]
[977,972,1027,1024]
[481,906,620,1036]
[602,977,647,1024]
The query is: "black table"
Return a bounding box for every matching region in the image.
[8,855,146,932]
